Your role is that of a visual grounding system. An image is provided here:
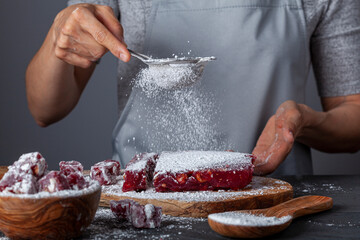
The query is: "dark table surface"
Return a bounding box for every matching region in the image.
[1,175,360,239]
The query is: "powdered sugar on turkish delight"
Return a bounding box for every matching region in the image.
[155,151,253,174]
[0,179,100,199]
[90,160,121,185]
[125,153,158,171]
[10,152,47,179]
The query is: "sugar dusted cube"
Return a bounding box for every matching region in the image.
[110,199,162,228]
[38,171,71,193]
[110,199,134,220]
[0,170,38,194]
[10,152,47,179]
[59,160,83,176]
[90,160,121,185]
[59,160,87,190]
[122,153,158,192]
[131,203,162,228]
[66,172,88,190]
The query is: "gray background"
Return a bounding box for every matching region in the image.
[0,0,359,173]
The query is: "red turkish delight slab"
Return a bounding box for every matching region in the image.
[153,151,254,192]
[110,199,162,228]
[122,153,158,192]
[90,160,121,185]
[59,160,83,176]
[38,171,71,193]
[0,170,38,194]
[10,152,47,179]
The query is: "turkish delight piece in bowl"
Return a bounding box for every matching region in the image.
[0,179,101,240]
[0,152,101,240]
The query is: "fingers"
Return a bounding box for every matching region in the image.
[95,6,124,42]
[252,130,294,175]
[72,6,130,62]
[55,47,93,69]
[54,4,130,67]
[275,101,302,140]
[58,32,107,61]
[252,101,304,175]
[252,116,290,175]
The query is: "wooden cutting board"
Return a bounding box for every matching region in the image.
[100,176,293,218]
[0,166,7,180]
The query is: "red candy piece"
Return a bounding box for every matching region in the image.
[153,151,254,192]
[122,153,158,192]
[110,199,133,219]
[0,170,38,194]
[59,161,87,190]
[59,160,83,176]
[90,160,121,185]
[110,199,162,228]
[66,172,88,190]
[10,152,47,179]
[38,171,71,193]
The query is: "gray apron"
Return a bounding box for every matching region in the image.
[113,0,313,176]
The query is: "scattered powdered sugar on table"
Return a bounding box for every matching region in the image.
[154,151,252,174]
[0,178,100,199]
[208,212,291,226]
[297,182,345,194]
[83,207,207,240]
[307,219,360,228]
[102,177,290,202]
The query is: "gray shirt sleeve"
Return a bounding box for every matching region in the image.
[310,0,360,97]
[67,0,119,19]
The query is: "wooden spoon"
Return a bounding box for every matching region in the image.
[208,195,333,238]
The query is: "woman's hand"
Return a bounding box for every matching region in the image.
[52,3,130,68]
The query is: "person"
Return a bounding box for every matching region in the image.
[26,0,360,176]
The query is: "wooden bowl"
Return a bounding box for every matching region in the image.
[0,180,101,240]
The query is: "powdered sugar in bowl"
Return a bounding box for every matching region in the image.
[0,179,101,240]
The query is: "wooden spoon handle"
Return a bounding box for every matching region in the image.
[268,195,333,219]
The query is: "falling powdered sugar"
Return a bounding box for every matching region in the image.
[136,64,200,93]
[208,212,291,226]
[130,60,225,154]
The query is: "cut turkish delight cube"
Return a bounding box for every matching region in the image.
[10,152,47,179]
[59,160,87,190]
[131,203,162,228]
[0,170,38,194]
[122,153,158,192]
[110,199,134,220]
[66,172,88,190]
[90,160,121,185]
[38,171,71,193]
[59,160,83,176]
[153,151,254,192]
[110,199,162,228]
